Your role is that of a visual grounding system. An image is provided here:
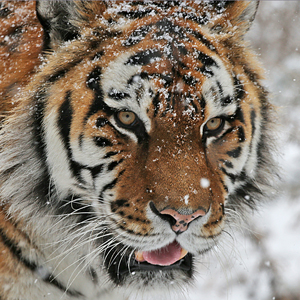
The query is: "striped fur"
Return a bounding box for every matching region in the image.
[0,1,276,300]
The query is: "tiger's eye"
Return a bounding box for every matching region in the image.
[117,111,136,126]
[206,117,223,131]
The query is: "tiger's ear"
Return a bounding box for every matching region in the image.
[36,1,106,50]
[36,1,79,50]
[208,1,259,35]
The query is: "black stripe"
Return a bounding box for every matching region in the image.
[94,137,113,147]
[229,181,260,210]
[227,147,242,158]
[107,159,124,171]
[211,126,235,144]
[101,170,125,198]
[70,160,85,181]
[217,81,224,95]
[78,134,84,149]
[234,76,245,101]
[89,164,104,179]
[0,228,82,297]
[108,89,130,101]
[0,4,11,17]
[225,161,233,169]
[118,8,154,19]
[104,151,121,158]
[95,118,109,128]
[237,126,246,142]
[88,267,98,283]
[0,228,37,271]
[233,106,245,123]
[47,59,83,83]
[210,1,233,13]
[213,126,245,145]
[195,51,218,78]
[147,1,181,9]
[221,95,234,106]
[91,50,104,61]
[58,91,72,155]
[111,199,130,212]
[6,26,23,52]
[199,96,206,111]
[100,178,118,199]
[237,170,247,182]
[91,28,122,44]
[191,100,199,115]
[154,19,188,40]
[251,110,256,136]
[196,51,218,68]
[221,159,234,169]
[174,11,209,25]
[57,92,86,181]
[152,92,160,117]
[220,167,237,184]
[44,274,83,297]
[187,29,216,51]
[221,181,228,192]
[58,91,74,170]
[33,91,47,164]
[182,74,198,86]
[197,96,206,119]
[125,49,162,66]
[123,25,152,47]
[131,1,148,5]
[86,67,116,120]
[243,65,260,85]
[32,91,51,202]
[133,122,149,145]
[86,67,102,91]
[177,44,188,55]
[154,74,173,88]
[196,65,214,78]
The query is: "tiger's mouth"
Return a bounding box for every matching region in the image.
[104,240,193,284]
[134,241,188,266]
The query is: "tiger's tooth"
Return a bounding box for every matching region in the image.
[135,251,145,262]
[179,248,188,260]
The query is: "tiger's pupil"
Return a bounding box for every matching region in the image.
[117,111,136,126]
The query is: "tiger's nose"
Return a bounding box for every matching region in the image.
[150,202,207,233]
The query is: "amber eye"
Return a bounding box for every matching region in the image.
[116,111,137,126]
[206,118,222,130]
[204,117,224,136]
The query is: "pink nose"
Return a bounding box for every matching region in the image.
[160,208,207,233]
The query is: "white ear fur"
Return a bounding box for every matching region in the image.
[208,1,259,35]
[239,1,259,25]
[36,1,81,49]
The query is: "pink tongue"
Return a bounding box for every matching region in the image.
[142,241,182,266]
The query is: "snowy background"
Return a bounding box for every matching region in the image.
[188,2,300,300]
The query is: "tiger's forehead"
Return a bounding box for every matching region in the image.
[102,0,222,26]
[93,15,237,128]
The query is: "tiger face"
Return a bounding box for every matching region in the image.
[0,1,276,299]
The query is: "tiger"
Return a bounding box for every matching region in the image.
[0,1,276,300]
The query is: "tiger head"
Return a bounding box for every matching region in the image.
[0,1,276,298]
